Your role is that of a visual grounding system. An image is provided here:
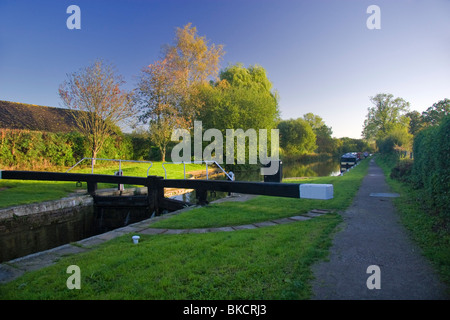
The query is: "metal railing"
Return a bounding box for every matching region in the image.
[65,158,153,176]
[161,160,234,180]
[65,158,233,181]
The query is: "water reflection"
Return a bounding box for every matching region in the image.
[170,158,341,203]
[282,159,341,179]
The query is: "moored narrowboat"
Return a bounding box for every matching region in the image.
[340,152,357,167]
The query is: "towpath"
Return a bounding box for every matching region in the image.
[311,158,448,299]
[1,159,448,300]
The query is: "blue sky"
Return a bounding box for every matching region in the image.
[1,0,449,138]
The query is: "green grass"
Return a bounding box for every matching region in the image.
[0,161,205,209]
[152,159,369,229]
[0,159,370,299]
[0,180,77,209]
[0,215,340,299]
[376,155,450,292]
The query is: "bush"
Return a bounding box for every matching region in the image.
[411,115,450,219]
[66,131,89,161]
[377,126,413,154]
[126,132,152,160]
[0,129,135,169]
[390,159,414,182]
[97,134,132,160]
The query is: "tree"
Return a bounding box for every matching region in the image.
[136,59,187,162]
[422,98,450,127]
[196,64,280,165]
[278,118,316,156]
[136,23,225,160]
[148,116,179,162]
[303,113,334,154]
[336,137,372,155]
[220,63,273,93]
[199,64,280,131]
[163,23,225,125]
[303,113,329,133]
[59,60,135,165]
[376,125,413,154]
[362,93,410,142]
[405,111,425,136]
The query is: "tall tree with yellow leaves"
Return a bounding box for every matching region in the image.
[136,23,224,160]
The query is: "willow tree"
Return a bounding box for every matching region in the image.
[59,60,135,165]
[196,64,280,166]
[198,64,280,131]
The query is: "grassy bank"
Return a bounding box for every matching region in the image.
[0,216,340,299]
[375,155,450,291]
[0,161,205,209]
[151,160,369,229]
[0,159,369,299]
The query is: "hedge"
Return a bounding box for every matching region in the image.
[0,129,134,169]
[411,115,450,218]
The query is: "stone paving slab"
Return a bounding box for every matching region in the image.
[232,224,258,230]
[0,244,88,283]
[130,220,155,230]
[304,212,324,218]
[139,228,168,235]
[188,228,211,234]
[208,227,235,233]
[0,264,24,284]
[252,221,278,228]
[76,236,107,247]
[96,231,122,241]
[114,225,142,233]
[289,215,312,221]
[272,218,296,224]
[164,229,190,234]
[310,209,331,214]
[49,244,88,256]
[8,251,60,272]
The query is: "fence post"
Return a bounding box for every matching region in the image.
[196,187,208,206]
[147,176,164,216]
[87,180,97,195]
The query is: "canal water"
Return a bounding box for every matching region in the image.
[0,200,157,263]
[172,158,341,203]
[0,158,341,263]
[282,158,341,178]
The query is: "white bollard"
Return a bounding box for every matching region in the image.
[299,184,333,200]
[132,235,140,244]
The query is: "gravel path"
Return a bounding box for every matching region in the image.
[311,158,448,300]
